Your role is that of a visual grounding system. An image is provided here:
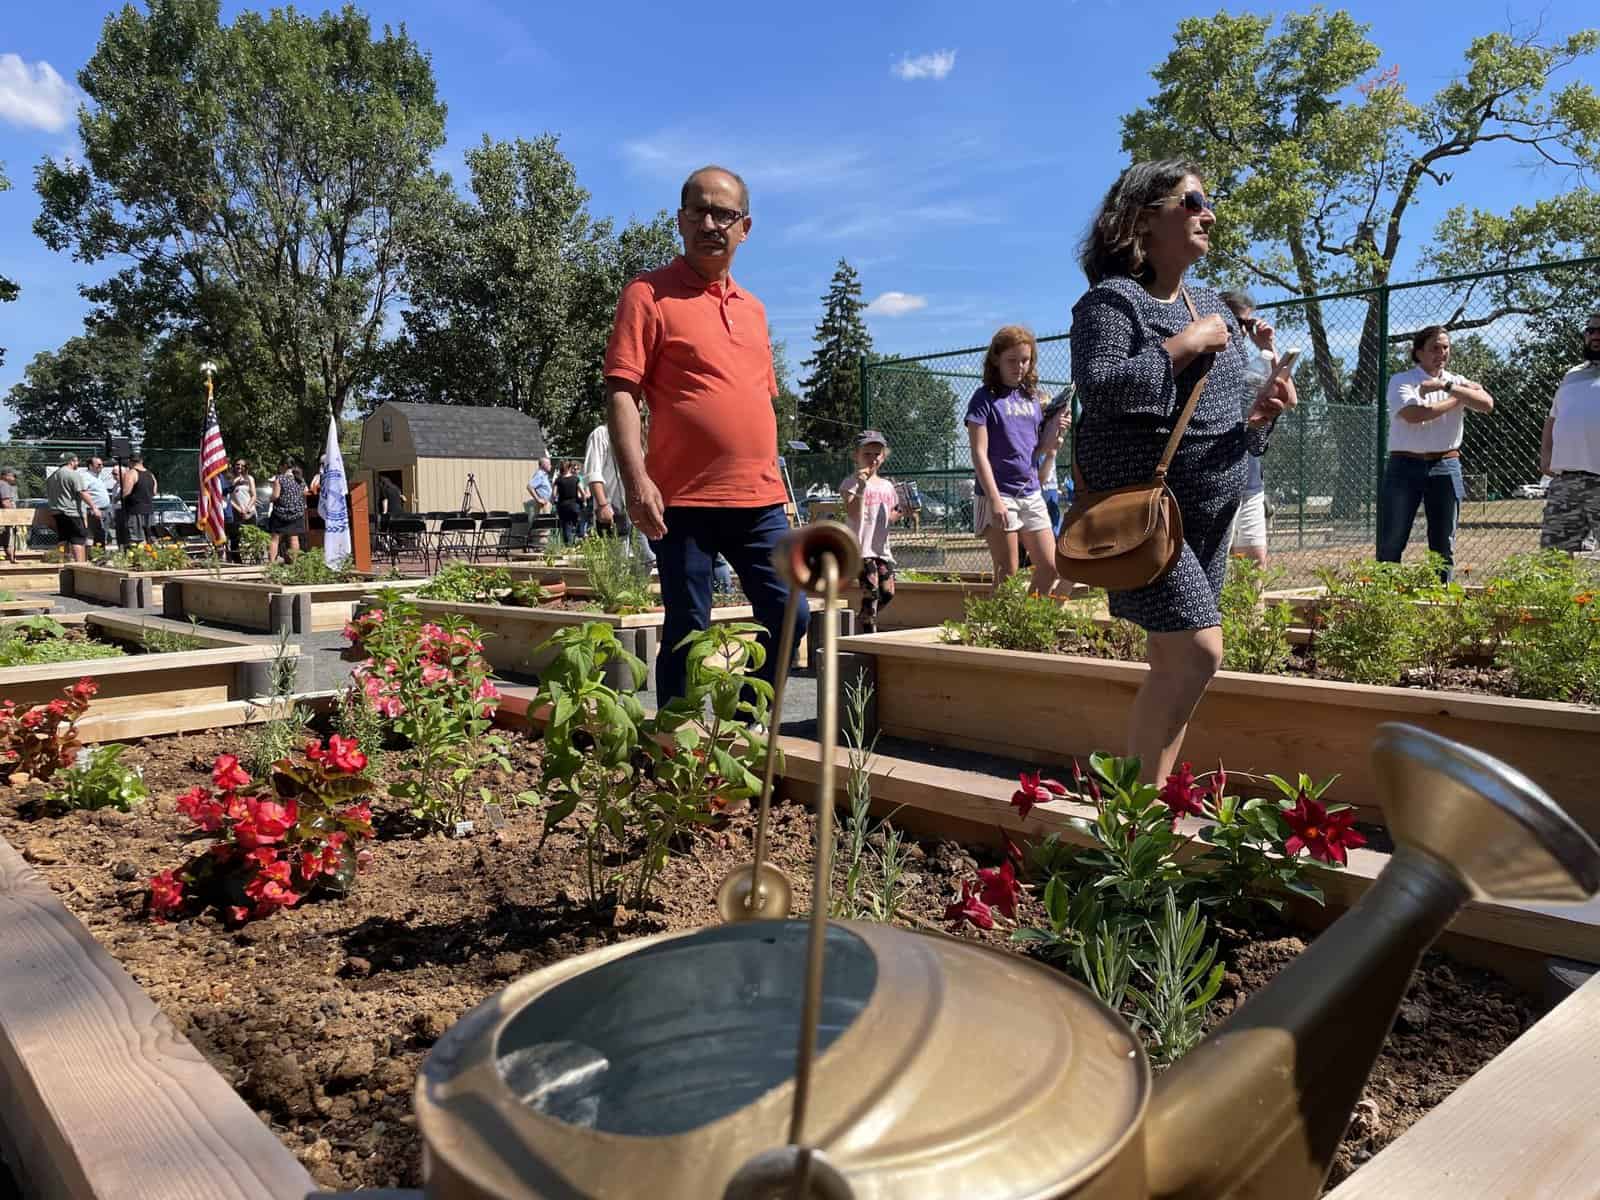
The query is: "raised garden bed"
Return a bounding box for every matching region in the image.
[854,576,1090,632]
[162,573,430,634]
[0,721,1562,1194]
[408,595,849,687]
[0,561,64,594]
[833,626,1600,841]
[0,595,54,616]
[0,611,311,715]
[60,562,264,609]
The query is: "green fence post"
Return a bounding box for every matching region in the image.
[1374,283,1391,540]
[858,355,871,430]
[1297,405,1306,549]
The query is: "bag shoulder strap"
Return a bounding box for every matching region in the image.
[1071,286,1212,490]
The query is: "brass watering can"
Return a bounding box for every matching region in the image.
[416,525,1600,1200]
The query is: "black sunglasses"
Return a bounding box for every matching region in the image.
[1148,189,1214,214]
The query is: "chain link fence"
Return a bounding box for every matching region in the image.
[798,256,1600,581]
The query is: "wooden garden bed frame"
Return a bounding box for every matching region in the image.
[0,596,55,616]
[160,573,430,634]
[855,577,1091,632]
[0,611,311,715]
[831,627,1600,841]
[58,562,265,610]
[409,596,851,689]
[0,560,65,594]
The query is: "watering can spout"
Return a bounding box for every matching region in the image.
[1143,723,1600,1200]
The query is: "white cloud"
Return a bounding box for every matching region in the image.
[0,55,78,133]
[891,50,957,82]
[784,202,992,243]
[866,291,928,318]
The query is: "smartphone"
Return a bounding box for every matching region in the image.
[1041,387,1074,422]
[1269,348,1301,379]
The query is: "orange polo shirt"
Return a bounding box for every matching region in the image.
[603,256,786,508]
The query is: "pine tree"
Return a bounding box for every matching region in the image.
[799,259,873,450]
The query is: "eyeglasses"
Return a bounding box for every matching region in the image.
[1147,189,1214,214]
[683,204,746,230]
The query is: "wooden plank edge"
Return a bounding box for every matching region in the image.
[0,836,317,1200]
[1323,972,1600,1199]
[75,692,339,744]
[774,736,1600,965]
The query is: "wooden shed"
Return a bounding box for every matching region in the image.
[358,402,548,514]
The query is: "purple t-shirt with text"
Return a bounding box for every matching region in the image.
[965,386,1041,498]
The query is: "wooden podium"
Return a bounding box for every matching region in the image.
[303,481,371,572]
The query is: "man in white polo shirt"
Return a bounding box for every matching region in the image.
[1376,323,1495,581]
[1538,313,1600,552]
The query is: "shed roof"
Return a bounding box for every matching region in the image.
[382,402,547,461]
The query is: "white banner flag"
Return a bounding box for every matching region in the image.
[318,414,351,569]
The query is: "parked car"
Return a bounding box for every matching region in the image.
[1514,480,1550,500]
[148,493,198,528]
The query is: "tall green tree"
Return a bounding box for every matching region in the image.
[32,0,448,460]
[772,338,802,454]
[866,356,961,472]
[380,133,676,451]
[5,326,147,439]
[800,259,872,450]
[1123,13,1600,511]
[0,163,16,367]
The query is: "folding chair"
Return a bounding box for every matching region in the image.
[477,515,513,561]
[434,516,479,570]
[379,516,428,573]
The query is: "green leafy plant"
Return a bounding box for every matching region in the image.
[94,542,190,571]
[577,533,653,613]
[1220,558,1294,675]
[240,702,316,778]
[140,617,206,654]
[417,562,513,604]
[1075,917,1139,1013]
[1479,551,1600,702]
[1408,576,1492,687]
[332,686,389,774]
[942,574,1146,660]
[1310,560,1424,685]
[261,547,361,585]
[0,616,126,667]
[237,523,271,564]
[1127,892,1225,1066]
[833,672,911,922]
[45,743,150,812]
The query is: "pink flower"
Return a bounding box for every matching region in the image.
[325,734,367,774]
[976,860,1022,919]
[355,848,374,874]
[421,663,449,686]
[1009,770,1067,820]
[211,754,251,791]
[943,880,995,930]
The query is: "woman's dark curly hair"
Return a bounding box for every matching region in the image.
[1079,159,1201,285]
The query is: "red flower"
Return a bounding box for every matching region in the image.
[226,905,250,924]
[46,698,68,717]
[1281,791,1367,866]
[1211,760,1227,800]
[1159,762,1207,821]
[245,846,279,869]
[976,860,1022,919]
[211,754,251,791]
[71,677,98,702]
[147,870,184,917]
[324,734,367,774]
[1010,770,1067,820]
[236,797,296,848]
[304,738,326,762]
[943,879,995,930]
[338,801,373,828]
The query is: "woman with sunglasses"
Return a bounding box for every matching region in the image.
[1069,159,1295,784]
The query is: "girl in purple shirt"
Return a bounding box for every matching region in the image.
[965,325,1059,595]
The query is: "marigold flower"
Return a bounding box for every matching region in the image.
[1009,770,1067,820]
[943,879,995,930]
[1281,791,1366,866]
[976,860,1022,919]
[1576,593,1593,607]
[211,754,251,791]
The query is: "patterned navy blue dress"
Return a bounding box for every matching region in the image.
[1069,276,1270,632]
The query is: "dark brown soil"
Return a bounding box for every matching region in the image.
[0,731,1532,1192]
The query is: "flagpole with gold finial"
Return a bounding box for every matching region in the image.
[200,361,220,546]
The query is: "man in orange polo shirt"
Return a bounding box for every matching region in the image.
[604,163,806,704]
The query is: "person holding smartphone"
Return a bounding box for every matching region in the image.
[1071,160,1295,784]
[1219,290,1281,566]
[1377,325,1494,580]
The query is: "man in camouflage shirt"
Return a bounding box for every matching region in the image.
[1538,313,1600,552]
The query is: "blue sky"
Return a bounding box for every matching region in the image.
[2,0,1596,436]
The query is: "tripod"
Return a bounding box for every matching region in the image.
[459,473,488,515]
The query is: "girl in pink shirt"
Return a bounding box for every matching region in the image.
[840,431,900,632]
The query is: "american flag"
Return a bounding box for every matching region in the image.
[196,402,230,544]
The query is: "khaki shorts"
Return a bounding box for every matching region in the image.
[975,490,1052,535]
